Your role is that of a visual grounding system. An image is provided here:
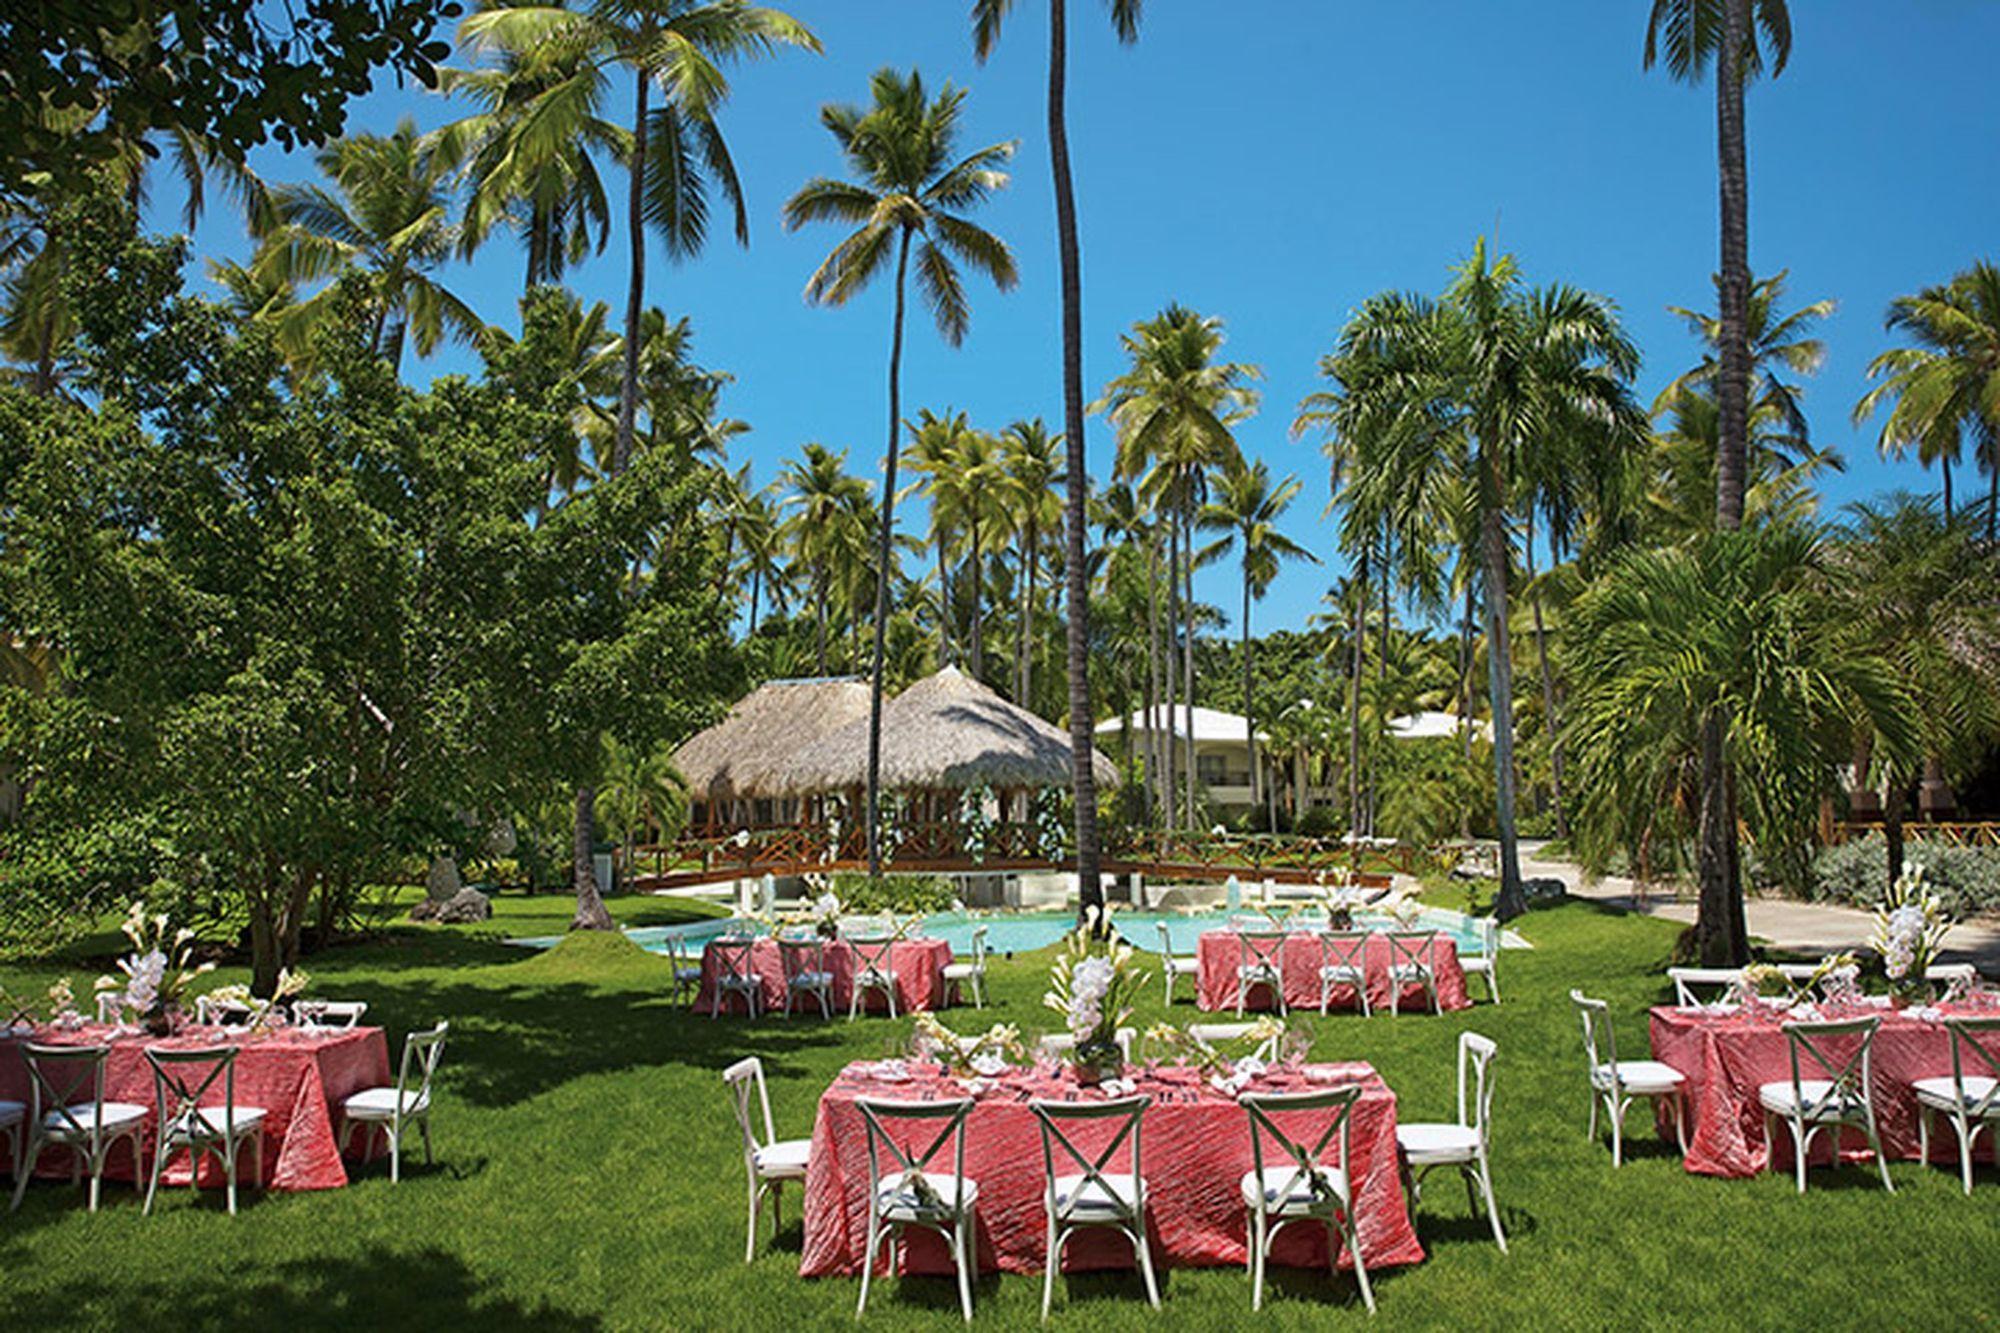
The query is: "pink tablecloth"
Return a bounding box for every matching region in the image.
[695,936,955,1016]
[801,1060,1423,1278]
[0,1022,392,1190]
[1195,931,1471,1013]
[1649,1002,2000,1177]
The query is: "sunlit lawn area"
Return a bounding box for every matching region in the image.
[4,893,2000,1330]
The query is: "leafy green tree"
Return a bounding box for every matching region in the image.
[1854,261,2000,533]
[972,0,1144,918]
[784,67,1016,875]
[781,442,872,674]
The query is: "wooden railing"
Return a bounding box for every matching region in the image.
[1825,821,2000,849]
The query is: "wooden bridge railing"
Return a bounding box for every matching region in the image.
[1825,821,2000,849]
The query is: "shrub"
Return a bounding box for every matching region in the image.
[1811,834,2000,916]
[1295,806,1342,838]
[831,872,959,914]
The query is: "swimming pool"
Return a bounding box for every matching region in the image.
[510,906,1522,958]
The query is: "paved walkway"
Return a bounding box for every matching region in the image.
[1519,842,2000,972]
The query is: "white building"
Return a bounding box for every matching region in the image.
[1096,706,1272,815]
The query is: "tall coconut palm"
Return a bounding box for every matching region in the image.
[461,0,817,483]
[781,443,872,674]
[972,0,1143,920]
[999,419,1064,709]
[1097,305,1259,825]
[1199,459,1316,813]
[252,119,485,373]
[783,67,1017,877]
[1644,0,1794,531]
[730,477,787,635]
[904,408,979,662]
[1854,262,2000,535]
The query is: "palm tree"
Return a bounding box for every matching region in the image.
[1298,242,1646,919]
[461,0,817,479]
[252,119,485,374]
[1094,480,1168,823]
[903,408,976,663]
[1198,459,1316,813]
[783,68,1016,877]
[782,442,872,674]
[1000,418,1064,708]
[730,477,787,635]
[972,0,1143,920]
[1854,261,2000,534]
[1644,0,1794,531]
[1097,305,1260,825]
[433,47,624,289]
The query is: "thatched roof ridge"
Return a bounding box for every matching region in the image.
[768,666,1118,796]
[673,676,871,802]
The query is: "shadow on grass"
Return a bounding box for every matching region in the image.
[0,1245,601,1329]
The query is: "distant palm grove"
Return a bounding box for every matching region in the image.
[4,0,2000,983]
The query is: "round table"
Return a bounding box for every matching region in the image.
[800,1059,1424,1278]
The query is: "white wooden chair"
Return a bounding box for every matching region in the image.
[338,1021,447,1184]
[94,993,124,1024]
[1396,1032,1506,1252]
[1037,1028,1135,1065]
[1384,931,1442,1015]
[1239,1085,1373,1314]
[942,925,989,1009]
[1188,1022,1282,1063]
[848,935,900,1022]
[0,1096,21,1185]
[1774,963,1824,1001]
[294,1000,368,1030]
[1155,922,1199,1006]
[1314,930,1371,1017]
[1925,962,1980,989]
[1458,917,1502,1004]
[1570,990,1686,1167]
[142,1045,266,1216]
[1668,967,1743,1007]
[1235,929,1289,1017]
[9,1042,148,1212]
[722,1056,812,1261]
[1758,1015,1892,1193]
[855,1096,979,1323]
[1030,1094,1160,1319]
[194,995,257,1027]
[1915,1014,2000,1194]
[778,936,835,1019]
[710,938,764,1020]
[664,934,704,1006]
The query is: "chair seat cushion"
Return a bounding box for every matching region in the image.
[855,970,897,986]
[753,1137,812,1178]
[1238,964,1281,978]
[1051,1171,1141,1217]
[1241,1163,1349,1212]
[1166,958,1200,976]
[718,974,763,988]
[1396,1121,1482,1161]
[0,1099,23,1126]
[874,1171,976,1218]
[1913,1075,2000,1110]
[1389,965,1435,978]
[1757,1080,1866,1117]
[674,967,703,984]
[45,1102,148,1136]
[1592,1061,1686,1093]
[166,1106,267,1140]
[343,1086,430,1120]
[787,971,835,988]
[1460,957,1495,973]
[941,963,982,980]
[1319,965,1365,980]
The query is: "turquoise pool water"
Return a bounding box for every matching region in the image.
[511,907,1515,958]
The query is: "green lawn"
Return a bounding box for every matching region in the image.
[3,891,1999,1331]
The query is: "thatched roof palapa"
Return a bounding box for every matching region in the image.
[673,676,871,802]
[769,666,1118,797]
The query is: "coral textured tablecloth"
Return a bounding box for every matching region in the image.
[1195,931,1471,1013]
[800,1060,1423,1278]
[695,937,955,1016]
[0,1022,391,1190]
[1649,1001,2000,1177]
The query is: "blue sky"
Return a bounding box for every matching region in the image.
[163,0,2000,638]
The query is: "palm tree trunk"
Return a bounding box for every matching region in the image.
[1373,535,1389,836]
[1182,507,1197,827]
[571,784,613,930]
[1713,0,1751,532]
[969,513,985,681]
[1145,531,1165,826]
[1017,519,1034,703]
[1883,765,1907,887]
[1242,566,1258,816]
[1164,518,1181,830]
[1986,462,1997,543]
[1457,579,1474,838]
[614,70,650,477]
[748,564,762,636]
[936,535,954,665]
[864,230,914,879]
[1048,0,1101,919]
[1523,530,1569,840]
[814,569,828,673]
[1942,457,1954,522]
[1479,473,1526,920]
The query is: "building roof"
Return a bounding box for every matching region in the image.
[673,676,871,803]
[1388,710,1493,742]
[769,666,1118,796]
[1096,705,1266,745]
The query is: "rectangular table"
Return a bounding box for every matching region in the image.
[694,936,955,1017]
[1649,1000,2000,1177]
[801,1059,1423,1278]
[0,1022,392,1190]
[1195,930,1471,1013]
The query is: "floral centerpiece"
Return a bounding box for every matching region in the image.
[46,977,83,1030]
[1731,963,1790,1007]
[94,901,215,1035]
[200,968,310,1033]
[1388,889,1424,930]
[910,1013,1024,1075]
[1321,872,1364,930]
[1807,951,1862,1004]
[1043,906,1146,1085]
[1142,1015,1288,1074]
[1870,863,1952,1001]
